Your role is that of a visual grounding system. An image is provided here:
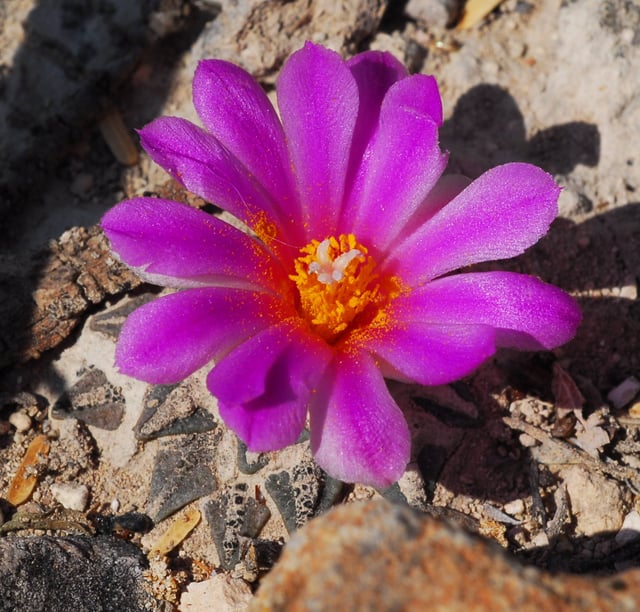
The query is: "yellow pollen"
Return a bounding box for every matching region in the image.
[250,210,278,245]
[289,234,390,342]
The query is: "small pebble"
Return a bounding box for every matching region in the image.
[577,236,590,249]
[25,404,41,419]
[558,189,580,216]
[629,401,640,419]
[518,433,537,448]
[503,499,525,517]
[620,27,635,45]
[531,531,550,548]
[607,377,640,409]
[404,0,460,28]
[9,412,32,433]
[70,173,94,197]
[506,39,525,58]
[615,510,640,546]
[50,483,90,511]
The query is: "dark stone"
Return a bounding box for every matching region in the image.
[89,294,155,341]
[236,440,269,475]
[0,534,160,612]
[134,383,218,441]
[264,471,297,535]
[147,432,218,522]
[203,482,272,571]
[52,368,124,430]
[265,460,323,534]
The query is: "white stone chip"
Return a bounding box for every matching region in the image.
[9,411,32,433]
[503,499,525,517]
[50,483,90,511]
[180,574,252,611]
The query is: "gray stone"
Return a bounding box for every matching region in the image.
[134,382,218,441]
[203,482,272,571]
[89,294,156,342]
[236,440,270,475]
[265,459,323,534]
[405,0,462,28]
[51,368,125,431]
[147,432,218,522]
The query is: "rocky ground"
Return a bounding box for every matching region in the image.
[1,0,640,609]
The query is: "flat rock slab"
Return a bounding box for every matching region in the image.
[0,534,160,612]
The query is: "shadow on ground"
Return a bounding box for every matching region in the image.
[0,0,217,383]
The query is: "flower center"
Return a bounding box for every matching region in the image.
[290,234,387,342]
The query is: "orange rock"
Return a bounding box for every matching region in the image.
[251,499,640,611]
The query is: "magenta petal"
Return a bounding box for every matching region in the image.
[398,173,472,241]
[138,117,284,234]
[366,322,497,386]
[384,73,443,126]
[365,272,580,385]
[277,42,359,239]
[345,51,408,185]
[310,351,410,488]
[102,198,285,291]
[342,79,448,252]
[403,272,581,349]
[115,288,282,384]
[207,322,332,451]
[192,60,302,236]
[387,163,561,285]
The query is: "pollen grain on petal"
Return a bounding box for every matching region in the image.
[249,210,279,245]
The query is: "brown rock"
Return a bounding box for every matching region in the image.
[0,224,141,366]
[191,0,388,80]
[251,499,640,611]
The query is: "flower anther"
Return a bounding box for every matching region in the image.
[290,234,394,342]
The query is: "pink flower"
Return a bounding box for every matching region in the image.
[101,42,580,488]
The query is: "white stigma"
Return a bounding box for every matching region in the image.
[308,238,362,285]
